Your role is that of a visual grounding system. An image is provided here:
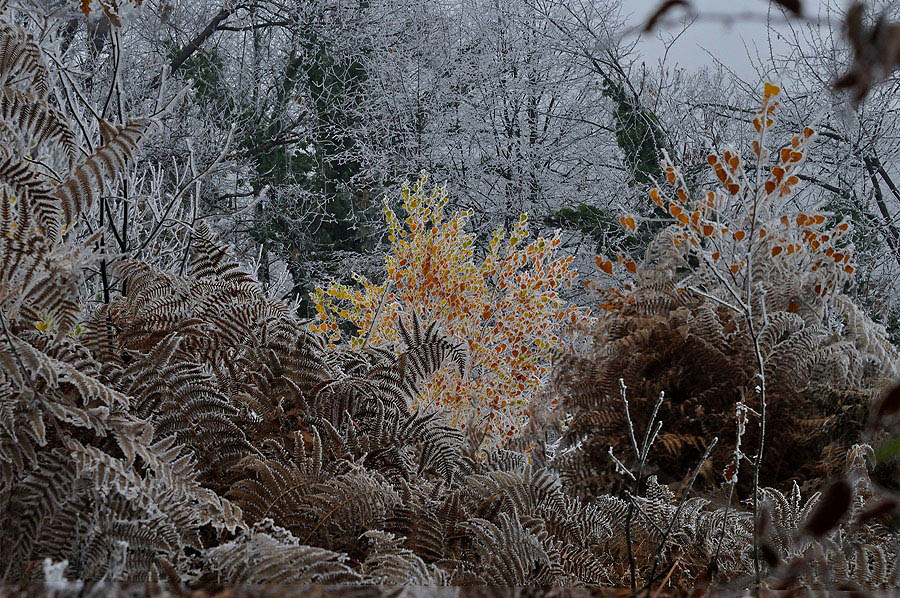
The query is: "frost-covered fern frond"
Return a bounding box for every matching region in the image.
[460,512,555,586]
[0,12,243,584]
[0,22,49,97]
[204,523,361,585]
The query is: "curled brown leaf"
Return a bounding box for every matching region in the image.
[802,479,852,538]
[644,0,690,32]
[870,382,900,429]
[772,0,803,17]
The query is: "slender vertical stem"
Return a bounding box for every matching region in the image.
[748,319,767,587]
[625,389,665,595]
[362,281,392,349]
[746,93,772,589]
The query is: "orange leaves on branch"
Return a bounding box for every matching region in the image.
[642,83,855,308]
[312,175,584,449]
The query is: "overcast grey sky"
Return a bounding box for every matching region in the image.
[624,0,836,81]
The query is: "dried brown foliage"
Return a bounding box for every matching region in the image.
[0,5,897,596]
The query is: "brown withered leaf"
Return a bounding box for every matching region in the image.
[644,0,690,32]
[761,541,782,568]
[870,382,900,429]
[773,0,803,17]
[802,479,852,537]
[834,3,900,104]
[846,2,867,55]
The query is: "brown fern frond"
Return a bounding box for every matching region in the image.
[190,222,256,284]
[0,155,60,241]
[204,525,360,585]
[0,22,49,97]
[0,87,77,160]
[54,119,149,229]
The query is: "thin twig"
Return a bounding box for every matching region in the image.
[621,378,641,459]
[624,492,667,536]
[361,281,392,349]
[626,389,666,595]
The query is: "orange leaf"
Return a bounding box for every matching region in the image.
[619,216,636,231]
[594,256,614,275]
[771,246,783,257]
[711,251,720,261]
[715,167,728,183]
[733,230,746,241]
[625,261,637,273]
[730,264,740,274]
[764,82,781,99]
